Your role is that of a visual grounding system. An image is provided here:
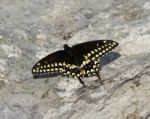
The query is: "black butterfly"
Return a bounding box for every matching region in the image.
[32,40,118,87]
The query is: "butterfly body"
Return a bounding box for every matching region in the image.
[32,40,119,86]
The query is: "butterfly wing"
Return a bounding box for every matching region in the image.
[32,50,72,79]
[71,40,119,77]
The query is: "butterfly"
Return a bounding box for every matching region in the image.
[32,40,119,87]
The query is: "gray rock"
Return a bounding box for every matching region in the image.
[0,80,5,89]
[0,0,150,119]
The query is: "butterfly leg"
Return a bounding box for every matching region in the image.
[96,72,103,84]
[78,77,86,87]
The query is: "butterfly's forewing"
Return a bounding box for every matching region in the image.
[32,50,72,79]
[71,40,118,77]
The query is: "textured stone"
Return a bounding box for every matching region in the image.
[35,33,48,47]
[0,80,5,89]
[0,58,8,79]
[0,44,22,58]
[0,0,150,119]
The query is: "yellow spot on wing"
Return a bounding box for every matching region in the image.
[37,63,40,65]
[93,65,96,68]
[87,70,90,74]
[106,48,109,51]
[113,42,116,45]
[84,55,88,59]
[55,63,57,66]
[92,72,96,74]
[99,52,102,55]
[36,70,39,72]
[94,61,98,64]
[111,44,114,47]
[80,70,85,75]
[87,53,91,57]
[92,57,95,60]
[59,68,63,71]
[91,69,95,72]
[96,54,99,58]
[66,64,71,67]
[91,51,95,54]
[86,59,90,64]
[63,62,66,66]
[63,72,66,75]
[67,71,71,75]
[94,49,98,52]
[102,50,105,53]
[70,65,76,69]
[109,46,112,49]
[40,70,42,72]
[72,73,75,76]
[82,61,86,65]
[98,47,101,50]
[59,63,62,66]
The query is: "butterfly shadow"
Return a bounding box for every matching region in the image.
[100,52,121,66]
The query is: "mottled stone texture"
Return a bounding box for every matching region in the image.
[0,0,150,119]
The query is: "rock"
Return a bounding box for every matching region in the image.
[0,80,5,89]
[0,58,8,79]
[0,35,3,40]
[35,33,47,47]
[0,47,5,58]
[0,0,150,119]
[0,44,22,58]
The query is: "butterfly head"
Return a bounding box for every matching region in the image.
[63,44,70,50]
[64,44,73,55]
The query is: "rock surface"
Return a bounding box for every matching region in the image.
[0,0,150,119]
